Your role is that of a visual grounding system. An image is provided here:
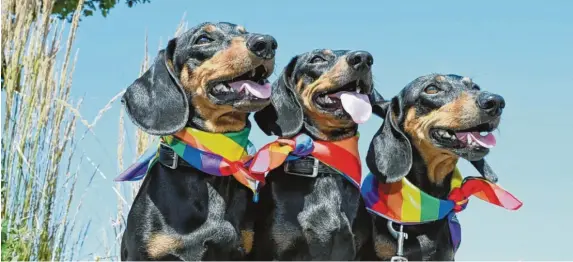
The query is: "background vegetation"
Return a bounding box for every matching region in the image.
[1,0,170,260]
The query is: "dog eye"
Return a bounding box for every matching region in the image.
[310,56,326,63]
[195,36,213,45]
[424,85,441,94]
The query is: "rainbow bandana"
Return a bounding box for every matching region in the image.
[248,133,362,187]
[360,169,523,252]
[115,123,263,193]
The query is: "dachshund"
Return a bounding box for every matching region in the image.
[251,49,384,260]
[119,22,277,261]
[361,74,505,261]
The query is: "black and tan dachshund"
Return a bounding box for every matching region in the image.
[252,49,384,260]
[361,74,504,260]
[120,22,277,261]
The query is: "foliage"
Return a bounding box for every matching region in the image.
[0,0,117,260]
[53,0,150,21]
[1,0,186,259]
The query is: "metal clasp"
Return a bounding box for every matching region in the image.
[387,221,408,262]
[283,157,319,178]
[161,143,178,169]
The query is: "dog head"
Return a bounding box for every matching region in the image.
[255,49,384,140]
[367,74,504,184]
[122,22,277,135]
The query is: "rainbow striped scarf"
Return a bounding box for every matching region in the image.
[115,124,263,193]
[248,133,362,187]
[360,168,523,252]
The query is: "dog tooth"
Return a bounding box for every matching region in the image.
[214,84,226,92]
[480,131,489,137]
[442,132,451,138]
[467,134,473,144]
[251,70,256,78]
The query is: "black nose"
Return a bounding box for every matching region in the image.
[477,92,505,117]
[346,51,373,71]
[246,34,277,60]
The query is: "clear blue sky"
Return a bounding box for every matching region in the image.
[69,0,572,260]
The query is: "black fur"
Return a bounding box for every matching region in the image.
[122,41,188,136]
[120,22,277,260]
[251,49,383,260]
[361,74,505,260]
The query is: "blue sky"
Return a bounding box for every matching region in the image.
[69,0,573,260]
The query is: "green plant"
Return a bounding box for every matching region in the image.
[0,0,101,260]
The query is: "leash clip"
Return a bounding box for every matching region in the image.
[284,157,319,178]
[387,221,408,262]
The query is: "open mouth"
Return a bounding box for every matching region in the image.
[314,80,373,124]
[430,122,497,153]
[209,65,271,100]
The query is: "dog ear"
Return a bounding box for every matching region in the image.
[121,39,190,136]
[254,56,303,137]
[471,159,498,183]
[366,95,413,183]
[369,88,387,118]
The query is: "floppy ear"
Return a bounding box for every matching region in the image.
[254,56,303,137]
[471,159,498,183]
[369,88,387,118]
[366,95,413,183]
[121,39,190,136]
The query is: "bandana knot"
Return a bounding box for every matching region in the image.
[448,188,470,212]
[248,133,362,187]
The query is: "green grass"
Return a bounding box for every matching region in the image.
[1,0,188,259]
[1,0,91,260]
[1,0,96,260]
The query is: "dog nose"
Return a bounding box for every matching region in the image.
[477,92,505,117]
[247,34,278,60]
[346,51,373,71]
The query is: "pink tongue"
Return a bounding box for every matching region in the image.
[228,80,271,99]
[455,132,497,148]
[332,91,372,124]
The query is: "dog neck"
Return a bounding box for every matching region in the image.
[303,121,358,141]
[188,112,249,133]
[407,141,459,199]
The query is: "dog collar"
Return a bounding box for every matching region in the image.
[247,133,362,187]
[115,122,263,194]
[360,169,523,253]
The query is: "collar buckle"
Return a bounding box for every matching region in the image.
[160,143,178,169]
[387,221,409,262]
[283,157,319,178]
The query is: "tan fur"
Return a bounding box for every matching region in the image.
[146,233,183,259]
[403,93,480,184]
[374,239,396,259]
[298,57,355,136]
[178,37,274,132]
[203,24,217,32]
[240,229,254,254]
